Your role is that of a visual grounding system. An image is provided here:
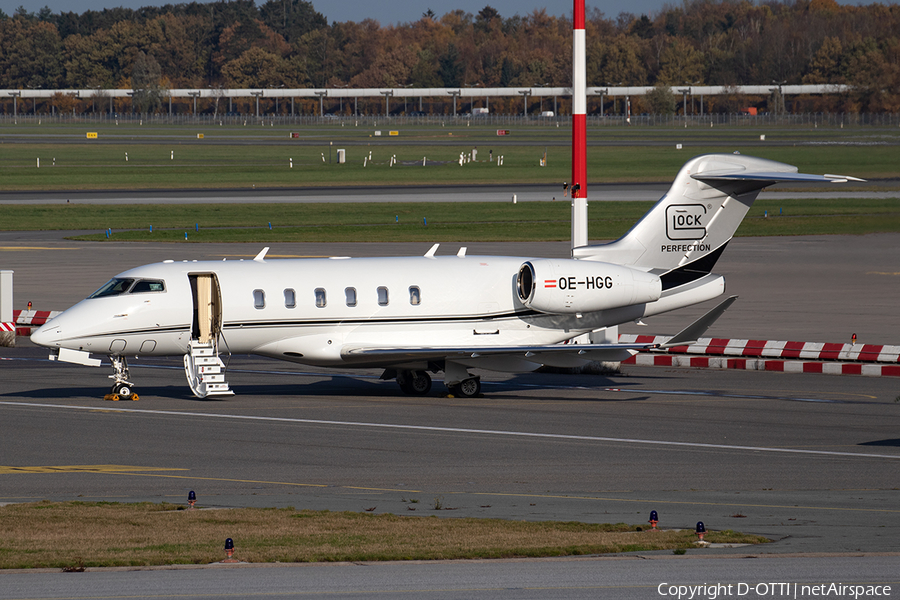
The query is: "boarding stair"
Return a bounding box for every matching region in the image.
[184,339,233,398]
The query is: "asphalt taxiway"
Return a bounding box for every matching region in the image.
[1,232,898,596]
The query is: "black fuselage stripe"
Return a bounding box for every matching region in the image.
[62,325,189,340]
[222,310,542,330]
[67,312,544,339]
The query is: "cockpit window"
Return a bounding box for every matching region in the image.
[130,280,165,294]
[89,278,135,298]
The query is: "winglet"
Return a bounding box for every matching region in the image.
[424,243,440,258]
[253,247,269,262]
[661,295,737,348]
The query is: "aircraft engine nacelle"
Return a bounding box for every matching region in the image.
[516,259,661,314]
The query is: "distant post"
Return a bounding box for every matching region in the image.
[251,90,263,118]
[380,90,393,117]
[448,90,460,117]
[315,91,327,117]
[571,0,588,250]
[8,91,20,118]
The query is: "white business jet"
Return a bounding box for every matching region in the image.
[32,153,855,399]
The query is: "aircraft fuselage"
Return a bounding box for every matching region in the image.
[35,253,675,369]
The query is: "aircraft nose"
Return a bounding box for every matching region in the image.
[31,321,61,348]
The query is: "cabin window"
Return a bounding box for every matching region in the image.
[377,286,389,306]
[130,279,165,294]
[409,286,421,305]
[284,288,296,308]
[253,289,265,309]
[89,278,134,298]
[345,287,357,307]
[315,288,327,308]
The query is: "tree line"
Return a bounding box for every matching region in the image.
[1,0,898,114]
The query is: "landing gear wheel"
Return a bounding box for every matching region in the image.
[398,370,432,396]
[108,382,136,400]
[106,356,138,400]
[455,377,481,398]
[103,381,138,402]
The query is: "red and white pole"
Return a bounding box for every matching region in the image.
[571,0,588,251]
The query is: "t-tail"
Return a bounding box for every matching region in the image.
[572,153,859,316]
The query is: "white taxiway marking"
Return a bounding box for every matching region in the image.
[1,401,897,461]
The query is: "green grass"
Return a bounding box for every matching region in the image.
[0,501,768,568]
[0,120,898,189]
[2,197,898,242]
[1,143,896,188]
[2,122,897,240]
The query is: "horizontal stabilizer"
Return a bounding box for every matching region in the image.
[660,295,737,348]
[692,171,865,184]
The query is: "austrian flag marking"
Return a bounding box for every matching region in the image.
[544,279,557,288]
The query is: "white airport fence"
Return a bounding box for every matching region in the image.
[0,112,898,128]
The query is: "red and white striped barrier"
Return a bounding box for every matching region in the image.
[623,353,900,377]
[619,334,900,377]
[12,310,61,336]
[618,334,900,363]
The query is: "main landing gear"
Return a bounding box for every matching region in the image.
[447,376,481,398]
[390,367,482,398]
[105,355,139,401]
[443,361,482,398]
[396,370,432,396]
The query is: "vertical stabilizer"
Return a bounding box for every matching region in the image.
[573,154,851,284]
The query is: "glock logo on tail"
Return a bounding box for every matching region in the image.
[666,204,707,240]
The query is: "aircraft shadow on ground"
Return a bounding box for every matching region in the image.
[858,438,900,447]
[2,386,195,401]
[4,376,651,403]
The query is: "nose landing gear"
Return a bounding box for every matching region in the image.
[105,356,139,401]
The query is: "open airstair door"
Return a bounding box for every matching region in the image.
[185,273,233,398]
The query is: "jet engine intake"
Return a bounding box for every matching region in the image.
[517,259,661,314]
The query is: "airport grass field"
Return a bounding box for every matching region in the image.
[2,197,900,242]
[0,501,767,569]
[0,120,898,190]
[1,120,898,240]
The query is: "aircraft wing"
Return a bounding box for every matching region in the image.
[343,294,736,367]
[341,342,650,364]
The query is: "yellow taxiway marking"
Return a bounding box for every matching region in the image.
[2,463,892,514]
[0,246,80,251]
[105,471,417,492]
[36,469,417,493]
[473,491,900,514]
[0,463,418,493]
[0,464,187,475]
[867,271,900,276]
[6,463,891,515]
